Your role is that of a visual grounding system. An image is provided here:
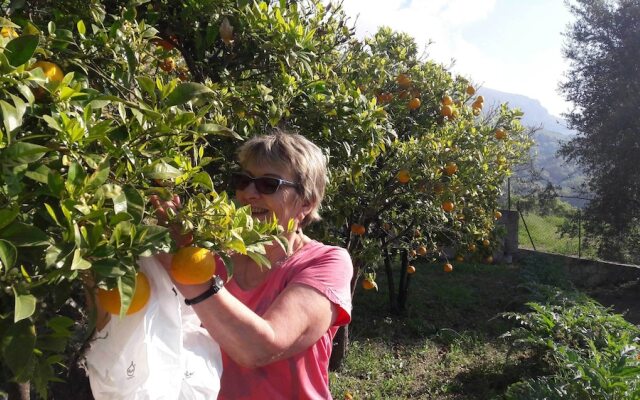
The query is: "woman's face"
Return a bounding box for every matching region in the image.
[234,162,309,232]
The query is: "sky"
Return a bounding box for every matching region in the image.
[340,0,575,117]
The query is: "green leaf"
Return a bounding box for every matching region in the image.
[0,222,50,247]
[117,269,137,318]
[0,206,19,230]
[71,248,91,270]
[0,100,21,135]
[137,76,156,102]
[192,172,214,191]
[91,258,123,278]
[1,141,49,164]
[4,35,39,67]
[164,82,213,107]
[0,239,17,271]
[13,288,37,322]
[123,185,144,224]
[1,319,36,379]
[199,123,242,139]
[85,161,110,191]
[142,159,182,180]
[76,20,86,35]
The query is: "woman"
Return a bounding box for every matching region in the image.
[165,130,353,399]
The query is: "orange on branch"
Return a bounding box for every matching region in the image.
[441,105,454,118]
[441,95,453,106]
[407,265,416,274]
[495,128,507,140]
[455,255,465,263]
[444,162,458,176]
[482,239,491,247]
[443,263,453,273]
[494,211,503,220]
[30,61,64,83]
[171,247,217,285]
[397,169,411,184]
[362,279,378,291]
[350,223,366,236]
[408,97,421,110]
[466,85,476,96]
[417,245,428,256]
[468,244,477,252]
[97,271,151,315]
[442,201,455,212]
[396,73,412,88]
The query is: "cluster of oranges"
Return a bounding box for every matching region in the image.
[96,246,217,315]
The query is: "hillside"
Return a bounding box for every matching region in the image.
[478,87,575,136]
[479,87,587,202]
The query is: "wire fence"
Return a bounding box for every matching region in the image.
[500,179,599,261]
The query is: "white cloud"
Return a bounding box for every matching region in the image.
[340,0,572,116]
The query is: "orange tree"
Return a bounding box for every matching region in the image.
[310,27,532,315]
[0,3,292,397]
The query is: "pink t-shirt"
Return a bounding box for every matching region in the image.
[217,240,353,400]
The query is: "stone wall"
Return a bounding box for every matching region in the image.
[516,249,640,288]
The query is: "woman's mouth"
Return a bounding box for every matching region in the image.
[251,206,270,216]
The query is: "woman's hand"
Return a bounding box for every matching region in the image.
[149,194,194,247]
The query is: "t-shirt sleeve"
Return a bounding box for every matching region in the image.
[290,246,353,326]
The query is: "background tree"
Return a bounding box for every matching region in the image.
[560,0,640,263]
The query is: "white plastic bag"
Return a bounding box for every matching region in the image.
[85,256,222,400]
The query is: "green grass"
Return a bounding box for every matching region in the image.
[518,212,598,258]
[329,261,543,400]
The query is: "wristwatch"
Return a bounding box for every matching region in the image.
[184,275,224,306]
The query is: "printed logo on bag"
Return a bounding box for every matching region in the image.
[185,370,194,379]
[127,361,136,379]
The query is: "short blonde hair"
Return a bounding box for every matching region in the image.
[237,130,327,227]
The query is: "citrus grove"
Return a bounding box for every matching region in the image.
[0,1,530,396]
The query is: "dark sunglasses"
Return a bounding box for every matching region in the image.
[230,172,300,195]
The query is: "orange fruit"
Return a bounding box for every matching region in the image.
[409,249,417,258]
[494,211,503,220]
[362,279,378,291]
[442,201,455,212]
[441,105,454,118]
[397,169,410,184]
[97,271,151,315]
[151,38,175,50]
[455,255,464,263]
[396,73,412,88]
[483,256,494,264]
[466,85,475,96]
[408,97,421,110]
[1,27,18,38]
[417,245,428,256]
[407,265,416,274]
[444,162,458,176]
[171,246,217,285]
[472,106,482,116]
[468,244,477,252]
[495,128,507,140]
[30,61,64,82]
[350,223,366,236]
[159,57,176,72]
[344,392,354,400]
[476,95,485,103]
[482,239,491,247]
[434,182,445,195]
[441,95,453,106]
[443,263,453,273]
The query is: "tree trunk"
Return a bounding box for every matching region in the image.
[329,324,349,371]
[383,247,399,314]
[7,382,29,400]
[397,249,411,313]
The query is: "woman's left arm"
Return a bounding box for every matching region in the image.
[177,280,337,368]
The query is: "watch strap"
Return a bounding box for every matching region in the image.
[184,276,223,306]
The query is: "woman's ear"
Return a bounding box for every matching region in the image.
[297,199,313,221]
